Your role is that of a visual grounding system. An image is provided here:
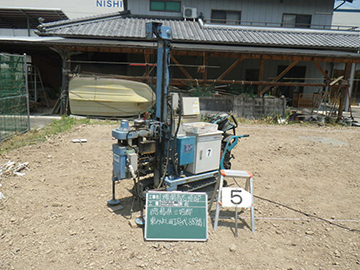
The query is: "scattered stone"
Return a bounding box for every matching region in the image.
[70,231,77,236]
[108,204,124,213]
[10,217,16,223]
[128,220,137,228]
[52,202,63,207]
[163,244,170,250]
[334,250,340,258]
[229,244,237,252]
[305,231,314,235]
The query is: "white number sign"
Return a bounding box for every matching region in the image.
[221,187,252,208]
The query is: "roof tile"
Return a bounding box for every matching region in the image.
[37,14,360,50]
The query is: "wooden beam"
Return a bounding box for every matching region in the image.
[313,61,330,81]
[169,79,328,87]
[45,44,360,64]
[170,54,193,80]
[202,52,208,86]
[144,52,150,77]
[217,56,244,81]
[257,58,265,96]
[260,60,299,96]
[338,63,352,119]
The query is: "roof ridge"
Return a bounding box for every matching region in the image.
[38,10,130,30]
[127,14,186,21]
[199,21,360,36]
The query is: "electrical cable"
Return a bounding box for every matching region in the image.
[171,93,182,175]
[229,177,359,232]
[157,96,173,188]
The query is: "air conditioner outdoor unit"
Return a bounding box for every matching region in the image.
[183,7,197,19]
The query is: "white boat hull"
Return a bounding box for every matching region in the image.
[69,77,155,117]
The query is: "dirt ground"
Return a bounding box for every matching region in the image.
[0,123,359,270]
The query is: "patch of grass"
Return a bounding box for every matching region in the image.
[235,116,277,125]
[0,116,117,154]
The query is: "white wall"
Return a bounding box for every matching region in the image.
[0,28,36,36]
[129,0,334,27]
[1,0,124,19]
[333,11,360,28]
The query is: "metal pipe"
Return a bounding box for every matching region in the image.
[68,60,219,68]
[334,0,347,11]
[23,53,30,132]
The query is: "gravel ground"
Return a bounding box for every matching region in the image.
[0,123,359,270]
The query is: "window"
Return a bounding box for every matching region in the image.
[211,10,241,25]
[282,14,312,28]
[150,1,181,12]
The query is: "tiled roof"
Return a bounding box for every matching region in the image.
[36,12,360,50]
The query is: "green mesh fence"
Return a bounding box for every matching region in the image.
[0,53,29,142]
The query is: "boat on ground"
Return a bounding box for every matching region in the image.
[69,76,155,117]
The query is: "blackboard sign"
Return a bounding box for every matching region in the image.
[145,191,208,241]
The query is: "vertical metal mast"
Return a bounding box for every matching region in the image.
[146,22,172,121]
[146,22,172,186]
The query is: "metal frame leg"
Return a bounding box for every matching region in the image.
[107,179,121,205]
[213,175,224,230]
[249,177,255,233]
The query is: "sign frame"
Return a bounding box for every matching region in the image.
[144,191,208,241]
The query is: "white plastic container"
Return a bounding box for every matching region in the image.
[182,122,218,134]
[185,131,223,174]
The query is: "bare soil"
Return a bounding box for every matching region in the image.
[0,123,359,270]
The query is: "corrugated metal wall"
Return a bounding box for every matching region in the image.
[129,0,333,27]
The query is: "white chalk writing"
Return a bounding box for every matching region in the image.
[149,217,204,227]
[160,193,203,203]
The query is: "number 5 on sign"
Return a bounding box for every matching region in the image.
[221,187,252,208]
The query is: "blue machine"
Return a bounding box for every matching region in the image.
[108,23,248,205]
[176,136,195,166]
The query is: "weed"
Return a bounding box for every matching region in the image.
[0,116,117,154]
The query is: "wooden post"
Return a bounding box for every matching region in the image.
[338,63,351,120]
[202,52,208,86]
[144,51,150,77]
[257,58,264,96]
